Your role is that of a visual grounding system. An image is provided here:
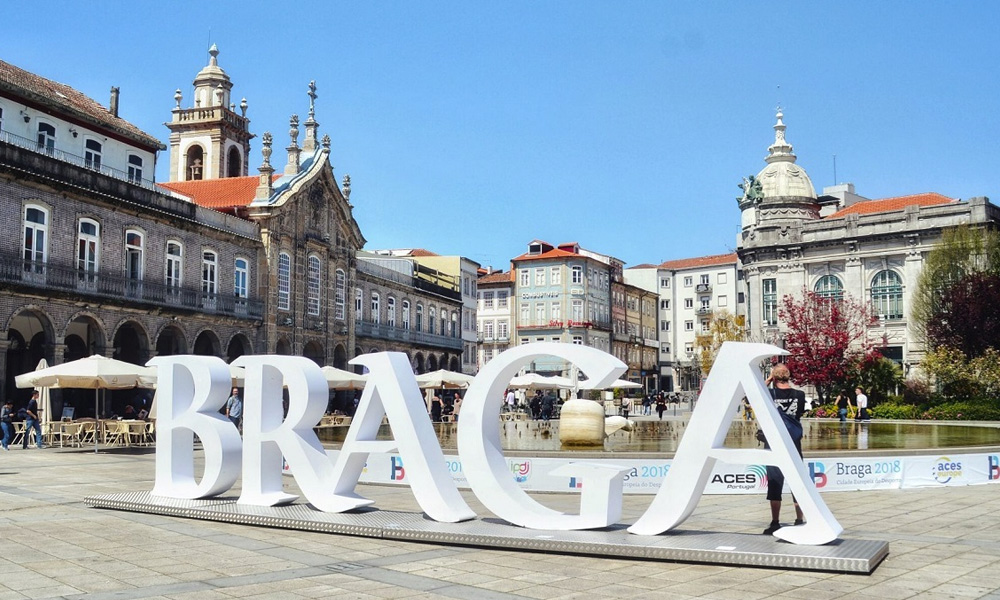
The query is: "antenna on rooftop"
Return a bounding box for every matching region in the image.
[833,154,838,185]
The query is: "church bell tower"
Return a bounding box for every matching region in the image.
[166,45,254,182]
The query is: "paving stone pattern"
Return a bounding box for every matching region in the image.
[1,446,999,599]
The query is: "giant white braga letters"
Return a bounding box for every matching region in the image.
[148,342,842,545]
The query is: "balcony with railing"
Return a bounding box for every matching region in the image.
[696,306,713,316]
[0,253,263,319]
[695,282,712,293]
[1,129,157,189]
[355,320,462,350]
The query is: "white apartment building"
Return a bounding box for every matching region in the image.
[476,270,515,368]
[626,253,743,392]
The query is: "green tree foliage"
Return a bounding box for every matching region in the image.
[855,356,903,405]
[698,310,745,376]
[921,346,1000,404]
[912,226,1000,352]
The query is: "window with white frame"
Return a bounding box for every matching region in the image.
[498,320,508,339]
[335,269,346,320]
[685,320,694,331]
[700,274,709,285]
[387,297,396,327]
[484,320,494,339]
[402,300,411,329]
[718,272,727,284]
[36,122,55,153]
[416,304,423,331]
[661,343,670,353]
[440,310,448,336]
[700,297,711,310]
[234,257,248,298]
[871,270,904,319]
[814,275,844,301]
[685,342,694,354]
[202,250,217,294]
[535,303,545,323]
[125,230,144,281]
[77,219,99,280]
[520,303,529,323]
[354,288,363,321]
[166,241,183,288]
[498,291,508,308]
[684,298,693,309]
[307,255,321,315]
[763,278,777,326]
[660,277,670,288]
[572,266,583,284]
[551,301,561,321]
[571,299,583,322]
[535,268,545,286]
[370,293,380,324]
[572,335,583,345]
[451,312,457,337]
[429,307,436,333]
[85,139,102,170]
[484,291,494,309]
[550,266,561,285]
[660,299,670,310]
[684,276,693,287]
[660,320,670,331]
[278,252,291,310]
[718,295,727,307]
[701,319,710,333]
[519,269,529,286]
[128,155,143,184]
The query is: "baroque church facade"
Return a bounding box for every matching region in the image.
[736,110,1000,373]
[0,47,463,412]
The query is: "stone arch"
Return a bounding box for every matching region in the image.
[112,320,151,365]
[226,145,242,178]
[303,341,325,366]
[226,332,253,363]
[428,354,439,372]
[154,323,187,357]
[63,312,107,359]
[414,352,426,374]
[185,143,205,180]
[449,356,460,372]
[333,344,348,370]
[275,337,292,355]
[193,329,222,357]
[4,306,56,404]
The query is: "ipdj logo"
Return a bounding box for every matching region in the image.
[568,477,583,489]
[390,456,405,481]
[933,456,962,484]
[509,460,531,483]
[809,461,828,488]
[989,455,999,481]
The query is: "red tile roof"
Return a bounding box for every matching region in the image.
[0,59,164,150]
[478,270,513,284]
[826,193,956,219]
[407,249,440,257]
[159,175,279,209]
[628,263,657,269]
[658,252,738,270]
[512,248,580,262]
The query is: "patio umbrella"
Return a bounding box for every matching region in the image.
[15,355,155,453]
[33,358,52,428]
[508,373,575,390]
[414,369,474,389]
[320,366,368,390]
[578,378,642,390]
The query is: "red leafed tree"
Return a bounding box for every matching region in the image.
[778,289,883,404]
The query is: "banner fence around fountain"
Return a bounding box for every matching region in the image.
[285,450,1000,494]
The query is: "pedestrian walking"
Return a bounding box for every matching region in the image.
[836,391,853,422]
[855,387,870,421]
[225,387,243,430]
[1,400,13,451]
[22,390,43,449]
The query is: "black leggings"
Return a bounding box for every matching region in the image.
[765,437,803,501]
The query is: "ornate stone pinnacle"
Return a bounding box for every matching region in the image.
[174,89,182,109]
[289,115,299,147]
[240,97,248,117]
[322,134,331,149]
[261,132,273,166]
[342,174,351,200]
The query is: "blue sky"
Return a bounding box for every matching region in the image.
[4,2,999,270]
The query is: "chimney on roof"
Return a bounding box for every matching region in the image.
[109,86,120,117]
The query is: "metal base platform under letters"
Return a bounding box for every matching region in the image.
[85,492,888,574]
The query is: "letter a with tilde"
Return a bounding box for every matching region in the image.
[148,356,242,499]
[325,352,474,522]
[628,343,842,545]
